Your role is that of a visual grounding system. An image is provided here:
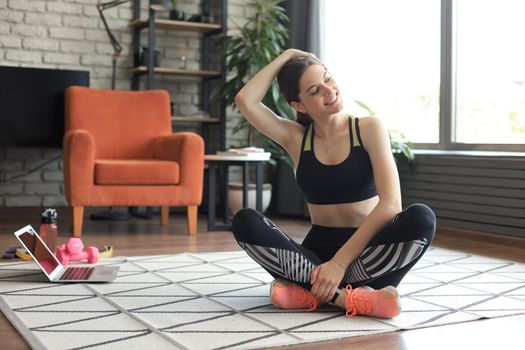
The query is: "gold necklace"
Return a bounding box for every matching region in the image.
[318,134,342,152]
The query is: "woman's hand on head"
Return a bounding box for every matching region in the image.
[310,259,346,304]
[284,48,318,60]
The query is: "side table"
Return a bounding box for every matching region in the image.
[205,153,270,231]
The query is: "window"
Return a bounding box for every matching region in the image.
[323,0,525,151]
[324,0,440,143]
[455,0,525,145]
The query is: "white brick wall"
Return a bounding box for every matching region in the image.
[0,0,253,207]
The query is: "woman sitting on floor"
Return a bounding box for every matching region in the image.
[231,48,436,318]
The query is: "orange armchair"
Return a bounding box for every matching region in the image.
[64,86,204,237]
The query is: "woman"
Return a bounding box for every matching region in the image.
[232,48,436,318]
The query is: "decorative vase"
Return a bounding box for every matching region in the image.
[169,10,185,21]
[228,182,272,216]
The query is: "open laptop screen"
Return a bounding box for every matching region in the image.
[18,229,60,274]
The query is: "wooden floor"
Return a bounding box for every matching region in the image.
[1,207,524,350]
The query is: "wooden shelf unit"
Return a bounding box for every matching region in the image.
[171,116,220,123]
[129,19,221,34]
[130,0,227,152]
[130,66,221,78]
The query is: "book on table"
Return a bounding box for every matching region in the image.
[216,147,271,157]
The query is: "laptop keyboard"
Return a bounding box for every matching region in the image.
[60,267,94,280]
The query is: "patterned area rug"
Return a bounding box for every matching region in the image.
[1,247,525,350]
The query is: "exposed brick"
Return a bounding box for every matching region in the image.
[95,42,116,55]
[8,0,46,12]
[5,50,42,63]
[102,18,130,30]
[179,104,199,115]
[89,78,107,89]
[0,36,22,48]
[43,52,80,65]
[63,15,98,29]
[41,149,62,158]
[61,40,95,54]
[11,24,47,37]
[85,29,108,42]
[6,171,41,183]
[46,2,82,15]
[23,38,59,51]
[0,183,23,195]
[81,54,112,66]
[24,12,61,26]
[120,33,132,44]
[5,195,41,207]
[24,158,60,171]
[71,0,98,4]
[0,9,23,23]
[187,39,202,50]
[43,195,68,207]
[25,183,61,195]
[0,160,23,171]
[91,66,111,78]
[118,8,133,20]
[228,4,245,17]
[49,26,84,40]
[172,93,192,104]
[42,170,63,182]
[0,21,8,34]
[83,6,100,18]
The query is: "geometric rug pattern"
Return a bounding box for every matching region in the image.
[1,247,525,350]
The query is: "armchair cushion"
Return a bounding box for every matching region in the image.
[94,160,180,185]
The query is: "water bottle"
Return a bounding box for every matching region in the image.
[39,208,58,254]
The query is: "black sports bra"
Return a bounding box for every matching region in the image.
[295,116,377,205]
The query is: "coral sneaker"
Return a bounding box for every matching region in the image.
[345,285,401,319]
[270,279,321,311]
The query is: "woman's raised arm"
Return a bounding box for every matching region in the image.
[235,49,310,151]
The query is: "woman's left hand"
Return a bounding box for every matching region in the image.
[310,260,347,304]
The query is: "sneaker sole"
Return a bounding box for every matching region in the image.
[383,286,402,316]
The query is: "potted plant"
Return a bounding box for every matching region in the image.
[212,0,291,215]
[169,0,185,21]
[351,100,415,165]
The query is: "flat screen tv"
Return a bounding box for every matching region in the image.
[0,66,90,148]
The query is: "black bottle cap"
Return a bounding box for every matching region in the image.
[40,208,57,224]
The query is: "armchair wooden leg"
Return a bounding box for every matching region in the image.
[187,205,197,235]
[72,206,84,238]
[161,206,169,225]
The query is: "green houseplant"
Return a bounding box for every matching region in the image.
[352,100,415,165]
[213,0,294,168]
[169,0,185,20]
[211,0,291,215]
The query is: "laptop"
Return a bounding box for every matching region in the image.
[14,225,119,282]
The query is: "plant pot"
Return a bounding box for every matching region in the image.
[271,159,309,217]
[169,10,185,21]
[228,182,272,216]
[140,47,161,67]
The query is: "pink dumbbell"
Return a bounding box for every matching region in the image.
[56,238,99,266]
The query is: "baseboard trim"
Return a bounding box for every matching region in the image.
[437,225,525,249]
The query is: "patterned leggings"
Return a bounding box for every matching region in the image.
[232,203,436,296]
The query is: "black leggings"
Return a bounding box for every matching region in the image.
[232,203,436,294]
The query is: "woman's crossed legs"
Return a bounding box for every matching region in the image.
[232,204,436,317]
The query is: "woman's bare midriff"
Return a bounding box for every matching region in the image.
[308,196,380,228]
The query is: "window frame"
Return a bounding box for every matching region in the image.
[416,0,525,152]
[322,0,524,152]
